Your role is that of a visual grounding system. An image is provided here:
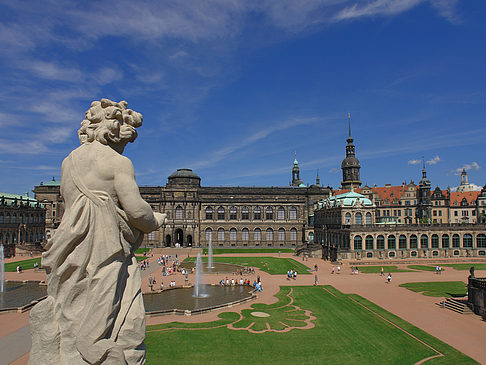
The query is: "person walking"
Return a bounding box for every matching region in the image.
[387,273,392,284]
[314,274,318,286]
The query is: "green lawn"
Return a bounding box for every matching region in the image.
[146,286,476,364]
[202,248,294,255]
[407,265,443,272]
[442,263,486,271]
[135,248,151,255]
[4,257,42,271]
[136,256,148,262]
[183,256,311,275]
[355,265,414,274]
[399,281,467,297]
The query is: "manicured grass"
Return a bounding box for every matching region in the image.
[355,265,414,274]
[183,256,311,275]
[202,248,294,255]
[407,265,443,272]
[136,256,148,262]
[4,257,42,271]
[399,281,467,297]
[135,248,151,255]
[443,263,486,271]
[146,286,476,364]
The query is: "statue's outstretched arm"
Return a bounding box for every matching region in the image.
[114,156,164,233]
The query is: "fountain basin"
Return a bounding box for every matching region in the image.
[144,284,255,316]
[181,262,246,274]
[0,281,47,312]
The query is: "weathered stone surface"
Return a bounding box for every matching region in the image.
[29,99,165,364]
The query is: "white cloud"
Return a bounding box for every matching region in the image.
[451,183,482,192]
[408,159,421,165]
[334,0,423,21]
[96,67,123,85]
[426,155,441,165]
[29,61,84,82]
[452,162,481,175]
[329,167,340,173]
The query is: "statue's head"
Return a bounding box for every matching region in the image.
[78,99,143,145]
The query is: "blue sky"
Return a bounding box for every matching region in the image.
[0,0,485,195]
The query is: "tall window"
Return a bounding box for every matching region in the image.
[442,234,450,248]
[431,234,439,248]
[345,213,351,224]
[242,228,249,241]
[366,212,372,225]
[230,228,237,241]
[420,234,429,249]
[148,231,155,241]
[410,235,418,249]
[463,234,473,248]
[477,234,486,248]
[205,228,212,241]
[354,236,362,250]
[265,207,274,220]
[218,228,225,241]
[205,207,213,220]
[277,206,285,220]
[355,213,362,225]
[242,207,250,220]
[266,228,273,241]
[289,207,297,220]
[377,235,385,250]
[387,235,396,249]
[399,235,407,249]
[19,214,23,224]
[0,213,3,224]
[30,214,34,223]
[229,206,237,220]
[290,228,297,241]
[365,235,373,250]
[175,206,183,220]
[5,213,10,224]
[217,207,225,220]
[254,207,261,220]
[278,228,285,241]
[452,234,460,248]
[254,228,262,241]
[13,213,17,224]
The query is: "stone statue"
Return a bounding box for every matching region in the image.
[469,266,475,279]
[29,99,166,364]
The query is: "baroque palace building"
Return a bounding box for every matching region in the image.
[314,125,486,261]
[0,193,45,257]
[34,158,331,249]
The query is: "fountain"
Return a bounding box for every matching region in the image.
[1,244,4,293]
[208,236,214,269]
[194,253,206,298]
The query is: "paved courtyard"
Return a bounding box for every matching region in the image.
[1,251,485,364]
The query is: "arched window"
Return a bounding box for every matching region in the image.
[242,206,249,220]
[19,214,23,224]
[420,234,429,249]
[229,206,237,220]
[242,228,249,241]
[218,228,225,241]
[175,206,184,220]
[442,234,449,248]
[431,234,439,248]
[266,228,273,241]
[12,213,17,224]
[254,228,262,241]
[278,228,285,241]
[265,207,274,220]
[290,228,297,241]
[277,206,285,220]
[477,234,486,248]
[345,213,351,224]
[205,207,213,220]
[410,235,418,249]
[254,207,261,220]
[6,213,10,224]
[365,235,374,250]
[355,212,362,225]
[452,234,460,248]
[463,234,473,248]
[289,207,297,220]
[230,228,237,241]
[354,236,362,250]
[217,207,225,220]
[205,228,212,241]
[388,235,396,249]
[366,212,372,225]
[377,235,385,250]
[399,235,407,249]
[30,214,34,223]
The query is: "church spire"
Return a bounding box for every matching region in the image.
[316,169,320,186]
[348,112,351,139]
[341,113,361,190]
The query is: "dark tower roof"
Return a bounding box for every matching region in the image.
[167,168,201,186]
[419,158,430,187]
[341,113,361,189]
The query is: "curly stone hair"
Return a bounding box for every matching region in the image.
[78,99,143,145]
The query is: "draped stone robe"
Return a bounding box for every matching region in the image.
[29,151,146,364]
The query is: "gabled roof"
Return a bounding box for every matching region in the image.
[450,191,480,206]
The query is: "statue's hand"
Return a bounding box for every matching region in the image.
[154,212,167,228]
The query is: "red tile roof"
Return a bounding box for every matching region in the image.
[450,191,480,206]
